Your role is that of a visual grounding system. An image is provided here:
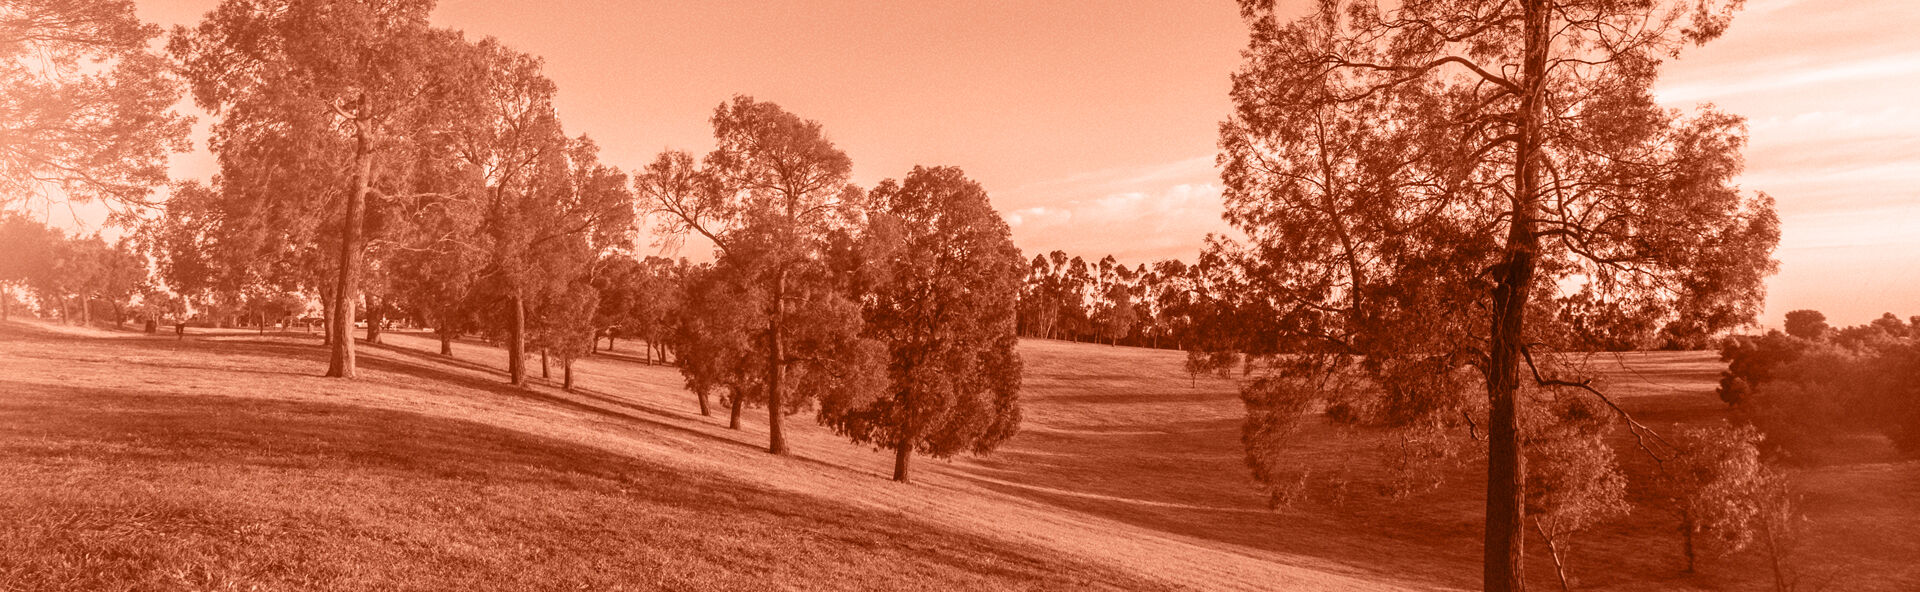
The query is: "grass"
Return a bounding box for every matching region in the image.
[1,320,1914,590]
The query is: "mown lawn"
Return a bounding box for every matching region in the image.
[4,319,1914,591]
[0,321,1172,592]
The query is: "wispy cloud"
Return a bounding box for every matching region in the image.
[994,156,1229,264]
[1649,0,1920,325]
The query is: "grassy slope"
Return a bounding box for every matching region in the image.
[3,320,1914,590]
[0,322,1406,592]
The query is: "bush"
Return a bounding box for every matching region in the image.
[1719,313,1920,460]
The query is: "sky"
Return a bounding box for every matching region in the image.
[128,0,1917,328]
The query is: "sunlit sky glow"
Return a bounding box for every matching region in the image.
[127,0,1917,328]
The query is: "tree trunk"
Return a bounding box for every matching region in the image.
[59,297,71,325]
[893,437,914,483]
[541,348,550,379]
[114,304,124,329]
[321,294,335,346]
[1484,4,1547,591]
[1681,514,1698,573]
[697,388,711,416]
[766,271,788,455]
[728,388,744,430]
[508,288,526,385]
[439,331,454,356]
[326,117,373,379]
[365,295,382,344]
[81,295,91,326]
[1544,534,1572,592]
[562,358,574,391]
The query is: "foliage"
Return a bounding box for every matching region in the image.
[643,96,874,455]
[1,0,191,213]
[1715,330,1808,407]
[170,0,469,377]
[1524,395,1629,591]
[672,262,765,421]
[819,166,1024,482]
[1219,0,1773,587]
[1718,310,1920,460]
[1781,310,1828,341]
[1658,425,1779,573]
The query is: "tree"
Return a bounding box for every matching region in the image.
[171,0,465,378]
[1,0,190,213]
[588,253,643,352]
[28,227,91,323]
[1659,425,1770,574]
[645,96,875,455]
[86,235,147,327]
[673,262,765,424]
[1221,1,1774,589]
[1092,279,1138,346]
[532,278,598,391]
[440,36,581,385]
[1715,329,1806,407]
[1868,313,1910,340]
[819,166,1024,482]
[627,256,687,364]
[386,155,486,355]
[1782,310,1828,341]
[1524,397,1629,591]
[0,214,58,320]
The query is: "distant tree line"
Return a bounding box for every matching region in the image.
[1015,251,1220,350]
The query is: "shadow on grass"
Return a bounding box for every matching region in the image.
[353,340,784,460]
[0,386,647,483]
[3,320,769,460]
[355,336,868,478]
[0,385,1175,592]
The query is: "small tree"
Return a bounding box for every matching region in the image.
[819,166,1024,482]
[673,262,765,425]
[532,279,598,391]
[645,96,877,455]
[1524,396,1629,591]
[1782,310,1828,341]
[1659,425,1770,573]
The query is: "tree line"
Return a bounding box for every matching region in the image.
[1,0,1027,483]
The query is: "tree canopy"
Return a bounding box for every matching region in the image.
[2,0,190,213]
[1219,0,1776,588]
[820,166,1025,482]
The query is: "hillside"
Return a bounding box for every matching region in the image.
[2,321,1915,590]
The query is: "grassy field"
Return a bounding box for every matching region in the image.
[2,320,1914,590]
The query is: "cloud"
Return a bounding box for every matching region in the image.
[993,157,1231,264]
